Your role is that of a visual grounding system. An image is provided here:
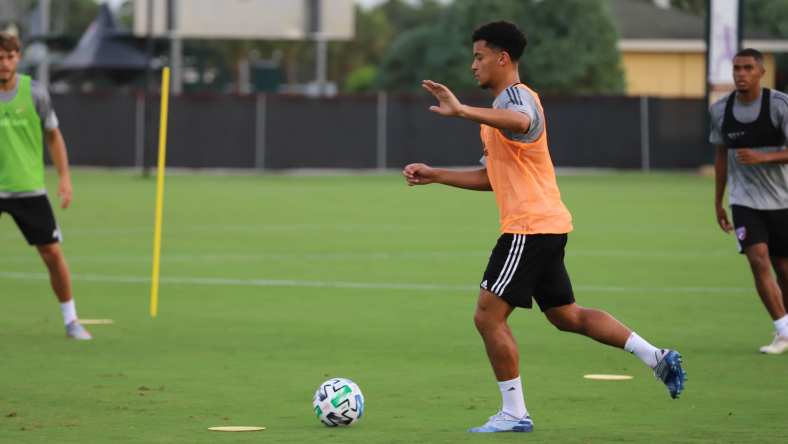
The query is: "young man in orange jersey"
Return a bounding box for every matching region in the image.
[402,21,685,433]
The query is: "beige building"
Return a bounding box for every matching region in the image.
[608,0,788,98]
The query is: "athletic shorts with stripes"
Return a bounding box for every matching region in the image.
[480,233,575,311]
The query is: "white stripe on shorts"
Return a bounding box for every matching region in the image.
[491,234,525,294]
[497,235,526,295]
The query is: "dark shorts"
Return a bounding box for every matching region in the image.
[731,205,788,257]
[480,233,575,311]
[0,195,62,246]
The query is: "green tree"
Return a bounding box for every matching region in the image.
[330,5,394,92]
[378,0,446,35]
[59,0,99,37]
[743,0,788,91]
[344,65,379,92]
[380,0,625,95]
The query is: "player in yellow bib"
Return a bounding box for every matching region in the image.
[0,33,91,340]
[402,21,684,432]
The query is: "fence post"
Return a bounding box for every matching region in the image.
[255,93,267,170]
[640,96,651,172]
[376,91,388,170]
[135,93,145,169]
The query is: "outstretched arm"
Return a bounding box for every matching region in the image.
[422,80,530,134]
[403,163,492,191]
[45,128,72,209]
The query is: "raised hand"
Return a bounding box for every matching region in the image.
[422,80,463,117]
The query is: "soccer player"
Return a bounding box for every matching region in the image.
[402,21,685,433]
[0,33,91,340]
[710,48,788,354]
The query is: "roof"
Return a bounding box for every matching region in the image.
[607,0,788,52]
[57,4,148,71]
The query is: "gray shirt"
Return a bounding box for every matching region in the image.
[709,89,788,210]
[0,77,58,198]
[493,84,544,143]
[480,84,544,166]
[0,77,59,130]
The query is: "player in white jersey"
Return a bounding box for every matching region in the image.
[709,48,788,354]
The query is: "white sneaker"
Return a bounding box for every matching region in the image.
[759,334,788,354]
[66,321,92,340]
[468,411,533,433]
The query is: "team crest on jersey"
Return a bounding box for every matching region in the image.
[736,226,746,241]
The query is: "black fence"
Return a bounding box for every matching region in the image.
[54,92,711,170]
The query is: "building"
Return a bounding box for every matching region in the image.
[609,0,788,98]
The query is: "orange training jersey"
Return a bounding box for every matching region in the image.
[480,83,573,234]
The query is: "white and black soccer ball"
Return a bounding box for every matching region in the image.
[312,377,365,427]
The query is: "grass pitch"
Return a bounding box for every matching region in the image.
[0,169,785,443]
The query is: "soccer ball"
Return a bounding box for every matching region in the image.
[312,377,365,427]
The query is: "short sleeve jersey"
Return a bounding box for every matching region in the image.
[0,76,58,195]
[480,84,573,234]
[0,78,59,130]
[709,89,788,210]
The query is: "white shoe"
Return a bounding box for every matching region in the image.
[759,334,788,354]
[66,321,92,340]
[468,411,534,433]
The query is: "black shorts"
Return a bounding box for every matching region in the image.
[480,233,575,311]
[0,195,62,246]
[731,205,788,257]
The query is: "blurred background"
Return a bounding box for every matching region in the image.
[1,0,787,171]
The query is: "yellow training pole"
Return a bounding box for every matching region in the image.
[150,67,171,318]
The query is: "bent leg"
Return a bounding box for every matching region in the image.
[543,303,631,348]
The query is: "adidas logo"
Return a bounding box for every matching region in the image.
[481,280,488,290]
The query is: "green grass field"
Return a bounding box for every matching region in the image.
[1,169,785,443]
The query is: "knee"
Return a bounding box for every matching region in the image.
[473,309,500,335]
[38,244,62,266]
[547,310,583,333]
[750,258,773,277]
[747,250,772,274]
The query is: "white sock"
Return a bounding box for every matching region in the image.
[497,376,528,419]
[60,300,77,326]
[774,315,788,338]
[624,332,663,369]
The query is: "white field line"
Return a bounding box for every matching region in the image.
[0,221,710,240]
[0,249,735,264]
[0,271,749,294]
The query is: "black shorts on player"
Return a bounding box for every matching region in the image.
[731,204,788,257]
[0,195,62,245]
[480,233,575,311]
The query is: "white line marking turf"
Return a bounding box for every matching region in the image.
[0,271,749,294]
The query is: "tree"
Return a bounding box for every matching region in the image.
[380,0,625,94]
